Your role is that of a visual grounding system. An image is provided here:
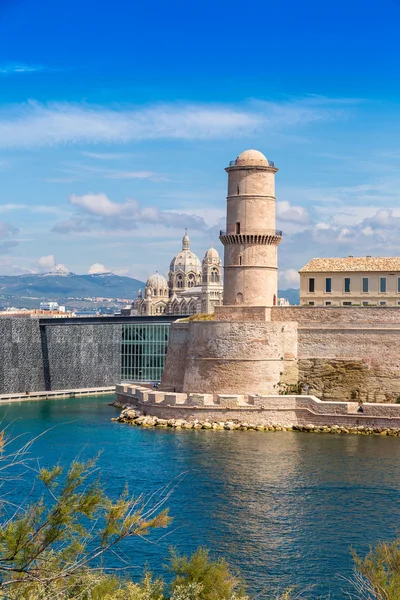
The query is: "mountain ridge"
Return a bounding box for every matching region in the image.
[0,272,300,305]
[0,272,145,300]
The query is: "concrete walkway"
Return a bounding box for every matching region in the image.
[0,386,115,404]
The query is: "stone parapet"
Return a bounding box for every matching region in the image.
[271,306,400,324]
[214,306,271,322]
[187,393,214,406]
[217,394,246,407]
[115,384,400,429]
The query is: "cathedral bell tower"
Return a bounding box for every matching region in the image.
[219,149,282,307]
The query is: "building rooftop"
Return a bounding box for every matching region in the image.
[234,149,269,167]
[299,256,400,273]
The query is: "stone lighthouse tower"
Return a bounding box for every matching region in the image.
[219,149,282,307]
[161,148,298,396]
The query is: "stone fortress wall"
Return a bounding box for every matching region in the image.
[161,319,298,395]
[272,306,400,402]
[161,304,400,403]
[116,384,400,430]
[160,148,400,405]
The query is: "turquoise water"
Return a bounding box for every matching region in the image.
[1,395,400,598]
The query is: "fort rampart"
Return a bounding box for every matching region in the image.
[161,306,400,402]
[116,384,400,429]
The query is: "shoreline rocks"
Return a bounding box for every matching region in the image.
[112,408,400,436]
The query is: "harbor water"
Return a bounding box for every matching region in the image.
[1,394,399,598]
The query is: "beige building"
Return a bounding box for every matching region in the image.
[299,256,400,306]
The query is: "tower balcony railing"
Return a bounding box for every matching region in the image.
[219,229,282,237]
[228,159,275,167]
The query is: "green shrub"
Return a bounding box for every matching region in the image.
[0,434,247,600]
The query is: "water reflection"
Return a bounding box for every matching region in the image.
[1,398,400,598]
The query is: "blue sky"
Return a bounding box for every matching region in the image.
[1,0,400,286]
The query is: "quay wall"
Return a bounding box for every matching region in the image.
[161,320,298,394]
[161,306,400,401]
[116,385,400,429]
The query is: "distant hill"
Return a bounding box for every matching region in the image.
[0,272,299,305]
[0,272,145,300]
[278,288,300,305]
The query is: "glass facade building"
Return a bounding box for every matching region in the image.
[121,322,170,382]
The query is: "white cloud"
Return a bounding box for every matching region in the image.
[53,193,209,234]
[0,204,26,213]
[279,269,300,288]
[105,171,162,180]
[0,203,67,215]
[0,257,38,275]
[61,162,166,182]
[0,96,354,148]
[52,218,89,234]
[0,220,19,252]
[276,200,310,224]
[37,255,56,270]
[70,193,131,217]
[279,206,400,275]
[43,177,79,183]
[88,263,109,274]
[80,151,130,160]
[37,255,69,273]
[0,63,47,75]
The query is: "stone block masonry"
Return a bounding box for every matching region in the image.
[159,151,400,405]
[271,305,400,324]
[272,306,400,401]
[161,305,400,402]
[116,384,400,431]
[161,319,298,395]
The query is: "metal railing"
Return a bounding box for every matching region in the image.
[219,229,282,237]
[228,159,275,167]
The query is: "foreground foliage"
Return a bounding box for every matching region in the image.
[352,539,400,600]
[3,550,248,600]
[1,429,400,599]
[0,432,247,599]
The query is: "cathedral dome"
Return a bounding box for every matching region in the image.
[203,246,220,263]
[169,232,201,275]
[145,272,168,289]
[235,149,269,167]
[170,252,201,274]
